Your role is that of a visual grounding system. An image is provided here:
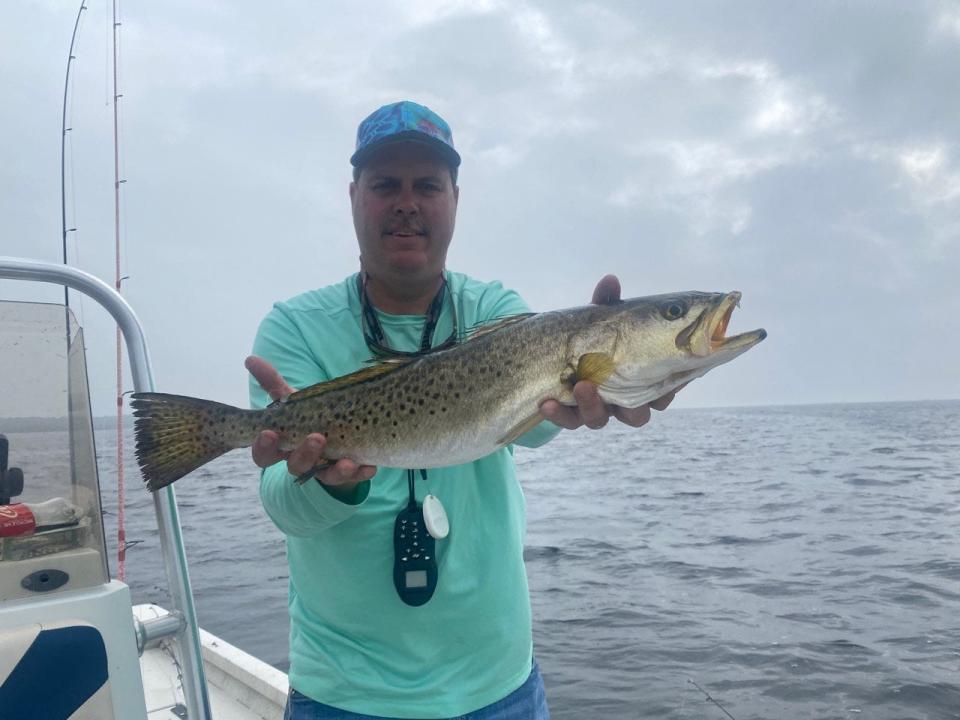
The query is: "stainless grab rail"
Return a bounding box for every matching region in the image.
[0,256,212,720]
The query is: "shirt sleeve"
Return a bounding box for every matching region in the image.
[250,304,369,537]
[473,283,563,449]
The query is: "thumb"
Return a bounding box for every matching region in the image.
[245,355,293,403]
[591,275,621,305]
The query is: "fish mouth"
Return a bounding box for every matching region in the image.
[688,291,766,357]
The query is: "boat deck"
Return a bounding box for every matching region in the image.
[136,604,287,720]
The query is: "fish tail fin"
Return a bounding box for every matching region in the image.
[131,392,252,491]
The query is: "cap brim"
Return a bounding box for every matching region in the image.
[350,131,461,169]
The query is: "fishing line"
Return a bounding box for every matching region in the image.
[103,0,110,107]
[688,679,737,720]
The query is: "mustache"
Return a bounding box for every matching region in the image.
[382,221,427,234]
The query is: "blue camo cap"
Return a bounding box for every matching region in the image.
[350,100,461,169]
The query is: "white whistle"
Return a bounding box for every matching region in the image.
[422,494,449,539]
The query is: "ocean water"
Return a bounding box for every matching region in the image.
[27,401,960,719]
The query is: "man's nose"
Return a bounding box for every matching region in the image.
[393,186,419,214]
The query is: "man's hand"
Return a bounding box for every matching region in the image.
[245,356,377,498]
[539,275,682,430]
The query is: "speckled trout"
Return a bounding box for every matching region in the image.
[132,291,765,491]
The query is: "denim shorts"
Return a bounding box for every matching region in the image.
[283,660,550,720]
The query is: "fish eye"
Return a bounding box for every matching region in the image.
[660,300,688,321]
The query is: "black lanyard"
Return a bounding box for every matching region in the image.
[356,272,458,359]
[357,269,456,506]
[356,272,452,606]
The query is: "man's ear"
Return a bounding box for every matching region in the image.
[453,184,460,204]
[349,181,357,203]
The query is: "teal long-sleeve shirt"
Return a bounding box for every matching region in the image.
[250,272,559,718]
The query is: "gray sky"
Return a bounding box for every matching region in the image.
[2,0,958,417]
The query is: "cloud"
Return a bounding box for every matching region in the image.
[601,54,837,239]
[400,0,503,27]
[694,58,839,137]
[3,1,958,410]
[509,5,579,95]
[936,5,960,38]
[898,143,960,204]
[609,140,776,237]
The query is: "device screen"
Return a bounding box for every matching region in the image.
[405,570,428,588]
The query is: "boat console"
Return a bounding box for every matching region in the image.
[0,257,285,720]
[0,299,147,718]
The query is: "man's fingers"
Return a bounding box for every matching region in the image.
[649,382,687,412]
[286,433,327,477]
[648,392,676,412]
[613,404,652,428]
[591,275,621,306]
[541,382,613,429]
[317,460,378,487]
[252,430,285,468]
[573,381,610,429]
[540,399,583,430]
[251,424,377,488]
[245,355,293,403]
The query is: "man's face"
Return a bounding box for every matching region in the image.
[350,142,459,289]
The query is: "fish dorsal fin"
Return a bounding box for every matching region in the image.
[284,359,411,403]
[463,313,535,342]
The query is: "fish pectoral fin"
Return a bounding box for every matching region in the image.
[497,411,545,446]
[286,360,411,402]
[575,352,616,385]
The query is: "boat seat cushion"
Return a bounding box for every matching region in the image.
[0,621,112,720]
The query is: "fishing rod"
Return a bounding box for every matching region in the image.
[57,1,88,543]
[111,0,129,582]
[59,0,132,581]
[60,0,87,307]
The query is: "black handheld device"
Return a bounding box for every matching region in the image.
[393,502,438,606]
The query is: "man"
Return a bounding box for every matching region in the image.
[246,101,678,720]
